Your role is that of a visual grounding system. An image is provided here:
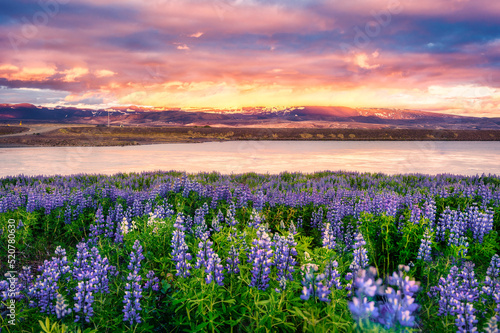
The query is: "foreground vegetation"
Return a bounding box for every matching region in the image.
[0,171,499,332]
[0,126,29,136]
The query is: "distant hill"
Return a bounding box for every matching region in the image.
[0,103,499,130]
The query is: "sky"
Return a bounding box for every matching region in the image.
[0,0,499,116]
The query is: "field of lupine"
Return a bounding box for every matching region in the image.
[0,171,500,332]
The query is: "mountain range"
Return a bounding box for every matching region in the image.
[1,103,499,130]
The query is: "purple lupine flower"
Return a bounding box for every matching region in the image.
[484,315,498,333]
[311,207,324,230]
[429,266,460,316]
[194,218,208,240]
[128,240,145,273]
[55,293,72,319]
[211,214,222,233]
[132,198,144,218]
[205,253,224,286]
[409,203,422,224]
[88,206,105,244]
[122,274,142,326]
[457,236,469,258]
[324,259,342,290]
[74,276,97,323]
[226,230,241,274]
[91,247,115,294]
[173,213,186,232]
[274,234,297,283]
[216,209,225,227]
[296,216,303,229]
[248,226,274,291]
[349,266,420,329]
[114,218,125,244]
[300,263,317,301]
[72,242,91,280]
[416,228,433,262]
[456,261,479,302]
[226,207,238,227]
[436,207,451,242]
[300,264,331,302]
[453,296,478,333]
[105,215,115,239]
[484,254,500,297]
[52,246,71,279]
[493,289,500,322]
[144,271,159,292]
[350,232,369,274]
[171,228,192,278]
[194,207,208,239]
[316,281,331,302]
[327,205,344,244]
[447,210,466,247]
[487,254,500,278]
[322,223,336,250]
[248,209,263,229]
[184,215,194,234]
[123,240,144,326]
[144,200,153,216]
[226,245,240,274]
[377,265,420,328]
[344,222,355,252]
[195,232,215,270]
[28,258,65,314]
[429,261,480,332]
[114,203,125,223]
[64,204,72,224]
[1,272,23,302]
[254,190,265,212]
[423,199,436,227]
[19,266,33,291]
[476,209,494,244]
[349,295,379,322]
[275,276,288,293]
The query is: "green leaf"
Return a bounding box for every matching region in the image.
[39,318,48,333]
[194,321,209,331]
[292,306,306,320]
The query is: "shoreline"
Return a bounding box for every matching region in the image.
[2,137,500,149]
[1,125,500,147]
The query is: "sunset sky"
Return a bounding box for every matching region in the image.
[0,0,499,116]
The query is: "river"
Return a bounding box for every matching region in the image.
[0,141,499,177]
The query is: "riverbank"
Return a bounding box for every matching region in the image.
[1,125,500,147]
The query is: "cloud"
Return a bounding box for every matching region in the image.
[189,32,204,38]
[354,53,380,69]
[94,69,116,78]
[0,86,69,104]
[0,0,499,116]
[62,67,89,82]
[428,84,497,99]
[0,65,57,81]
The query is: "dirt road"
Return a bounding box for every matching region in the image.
[0,124,87,137]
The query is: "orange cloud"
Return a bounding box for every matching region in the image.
[189,32,204,38]
[62,67,89,82]
[0,65,57,81]
[94,69,116,78]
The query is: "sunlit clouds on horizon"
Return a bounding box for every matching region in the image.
[0,0,499,116]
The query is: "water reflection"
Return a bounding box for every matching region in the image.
[0,141,499,177]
